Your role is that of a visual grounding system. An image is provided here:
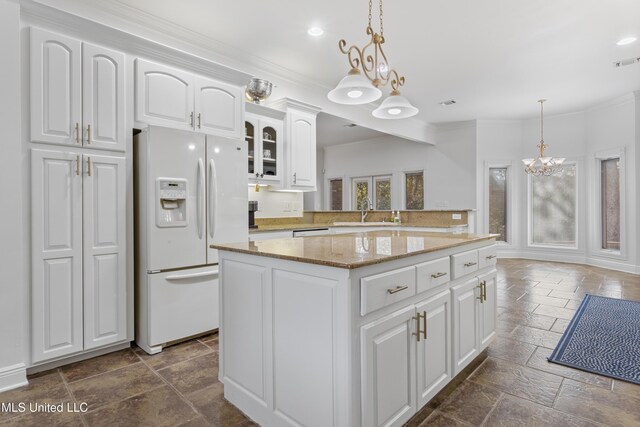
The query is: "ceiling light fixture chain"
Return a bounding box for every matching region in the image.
[522,99,565,176]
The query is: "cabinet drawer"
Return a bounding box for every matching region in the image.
[416,256,450,294]
[360,266,416,315]
[451,250,479,279]
[478,245,498,269]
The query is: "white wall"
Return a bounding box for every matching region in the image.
[322,129,477,211]
[0,0,27,391]
[248,188,304,218]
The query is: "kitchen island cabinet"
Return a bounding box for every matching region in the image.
[213,231,497,427]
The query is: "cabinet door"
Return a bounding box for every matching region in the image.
[451,277,480,375]
[83,154,127,350]
[30,28,82,146]
[415,290,451,408]
[195,76,243,138]
[288,111,316,189]
[362,305,416,427]
[259,118,283,184]
[135,59,195,130]
[83,43,126,151]
[478,269,497,350]
[245,114,259,179]
[31,149,83,362]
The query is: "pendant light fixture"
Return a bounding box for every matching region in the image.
[328,0,418,119]
[522,99,565,176]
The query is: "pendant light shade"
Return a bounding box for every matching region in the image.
[372,91,419,119]
[327,68,382,105]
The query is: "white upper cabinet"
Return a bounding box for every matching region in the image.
[269,98,321,191]
[136,59,243,137]
[83,154,127,350]
[82,43,126,151]
[30,28,82,147]
[31,149,84,362]
[289,111,316,189]
[30,28,126,152]
[195,76,243,138]
[135,59,194,130]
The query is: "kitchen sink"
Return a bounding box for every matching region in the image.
[332,222,395,226]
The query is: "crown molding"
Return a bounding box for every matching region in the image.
[21,0,252,85]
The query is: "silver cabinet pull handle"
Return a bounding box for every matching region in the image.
[76,155,80,176]
[412,312,423,342]
[422,310,427,340]
[87,156,91,176]
[75,123,80,144]
[293,172,297,184]
[87,124,91,144]
[387,284,408,294]
[476,283,484,302]
[482,281,488,302]
[464,262,477,267]
[197,113,201,128]
[190,112,194,127]
[486,255,497,259]
[431,272,447,279]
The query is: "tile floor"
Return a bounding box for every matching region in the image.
[0,259,639,426]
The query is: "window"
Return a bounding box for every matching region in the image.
[488,167,508,242]
[405,172,424,210]
[601,158,620,250]
[352,177,370,210]
[352,175,392,210]
[529,164,577,247]
[374,176,391,210]
[329,178,343,210]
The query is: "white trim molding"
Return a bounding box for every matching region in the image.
[590,148,626,261]
[0,363,28,393]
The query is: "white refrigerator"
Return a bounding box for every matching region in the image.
[135,126,247,354]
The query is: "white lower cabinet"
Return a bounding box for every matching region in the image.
[478,270,497,348]
[361,289,451,427]
[218,242,497,427]
[31,148,127,363]
[451,269,497,375]
[416,290,451,407]
[361,306,416,427]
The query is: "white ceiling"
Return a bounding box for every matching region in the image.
[316,113,389,147]
[105,1,640,123]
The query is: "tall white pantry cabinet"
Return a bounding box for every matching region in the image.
[30,27,128,364]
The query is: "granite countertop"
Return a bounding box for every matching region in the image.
[213,230,496,269]
[249,223,467,233]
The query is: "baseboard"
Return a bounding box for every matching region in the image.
[0,363,28,393]
[497,249,639,275]
[27,341,131,375]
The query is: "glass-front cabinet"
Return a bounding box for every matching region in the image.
[245,105,285,185]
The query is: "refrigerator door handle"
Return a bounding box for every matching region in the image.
[208,159,217,239]
[165,269,219,281]
[197,158,205,239]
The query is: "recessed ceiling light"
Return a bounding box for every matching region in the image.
[439,99,457,106]
[307,27,324,37]
[617,36,637,46]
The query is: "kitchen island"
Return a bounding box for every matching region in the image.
[213,230,497,427]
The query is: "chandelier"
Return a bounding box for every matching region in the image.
[522,99,565,176]
[327,0,418,119]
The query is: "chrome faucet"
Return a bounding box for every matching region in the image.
[360,197,372,222]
